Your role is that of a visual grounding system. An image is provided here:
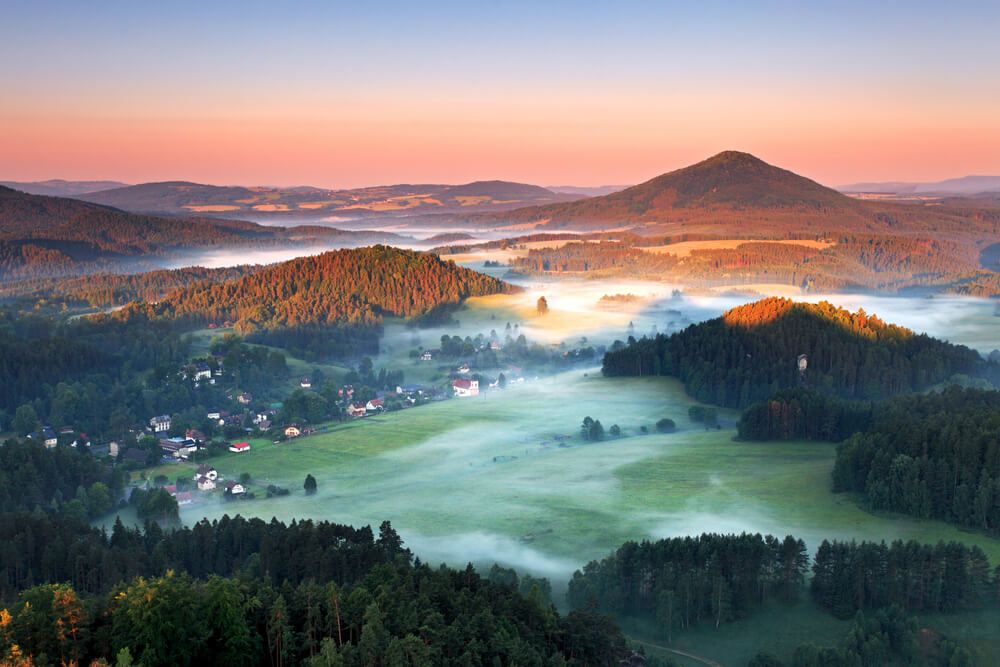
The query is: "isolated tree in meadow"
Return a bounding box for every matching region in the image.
[304,474,317,495]
[609,424,621,437]
[656,418,676,433]
[536,296,549,315]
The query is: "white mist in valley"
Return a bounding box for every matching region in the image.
[146,246,1000,586]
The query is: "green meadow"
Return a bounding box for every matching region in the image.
[141,368,1000,578]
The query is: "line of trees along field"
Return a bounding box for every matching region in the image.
[568,534,995,665]
[602,298,995,408]
[832,387,1000,534]
[567,534,810,632]
[740,387,1000,535]
[740,386,1000,535]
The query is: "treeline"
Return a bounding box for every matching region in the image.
[832,387,1000,533]
[737,388,874,441]
[567,534,809,632]
[512,242,679,274]
[0,514,629,666]
[602,298,992,408]
[118,246,516,332]
[569,533,998,657]
[811,539,994,618]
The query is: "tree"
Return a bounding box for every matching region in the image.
[655,418,676,433]
[11,404,39,437]
[536,296,549,315]
[609,424,621,437]
[304,474,318,495]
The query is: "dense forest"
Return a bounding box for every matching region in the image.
[737,388,875,441]
[118,246,517,332]
[566,534,809,633]
[810,539,994,617]
[0,513,630,666]
[832,387,1000,533]
[602,298,994,408]
[0,310,190,435]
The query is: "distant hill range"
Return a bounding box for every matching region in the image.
[839,175,1000,196]
[546,184,630,197]
[0,186,413,281]
[71,179,583,221]
[0,179,128,197]
[469,151,1000,242]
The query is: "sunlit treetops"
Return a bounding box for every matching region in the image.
[721,297,911,340]
[114,245,518,332]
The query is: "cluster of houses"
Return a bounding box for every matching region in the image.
[338,383,434,419]
[189,464,245,496]
[27,425,92,450]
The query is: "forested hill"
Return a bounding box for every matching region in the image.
[602,297,993,408]
[118,245,518,331]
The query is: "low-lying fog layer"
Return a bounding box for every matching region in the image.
[140,249,999,588]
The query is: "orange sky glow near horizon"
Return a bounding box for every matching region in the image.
[3,2,999,189]
[4,89,999,189]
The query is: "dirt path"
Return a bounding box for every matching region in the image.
[631,639,725,667]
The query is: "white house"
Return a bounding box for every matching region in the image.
[207,410,221,421]
[300,378,312,389]
[229,441,251,454]
[452,379,479,397]
[197,476,217,491]
[224,480,246,495]
[150,415,171,433]
[194,465,219,482]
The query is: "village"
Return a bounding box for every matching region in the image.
[20,319,607,515]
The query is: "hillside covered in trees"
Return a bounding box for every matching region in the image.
[602,298,995,408]
[118,246,518,332]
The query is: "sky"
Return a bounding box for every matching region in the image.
[2,0,999,188]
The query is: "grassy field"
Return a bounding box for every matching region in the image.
[135,367,1000,584]
[630,601,1000,666]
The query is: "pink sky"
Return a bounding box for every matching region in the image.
[4,89,998,188]
[3,4,999,189]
